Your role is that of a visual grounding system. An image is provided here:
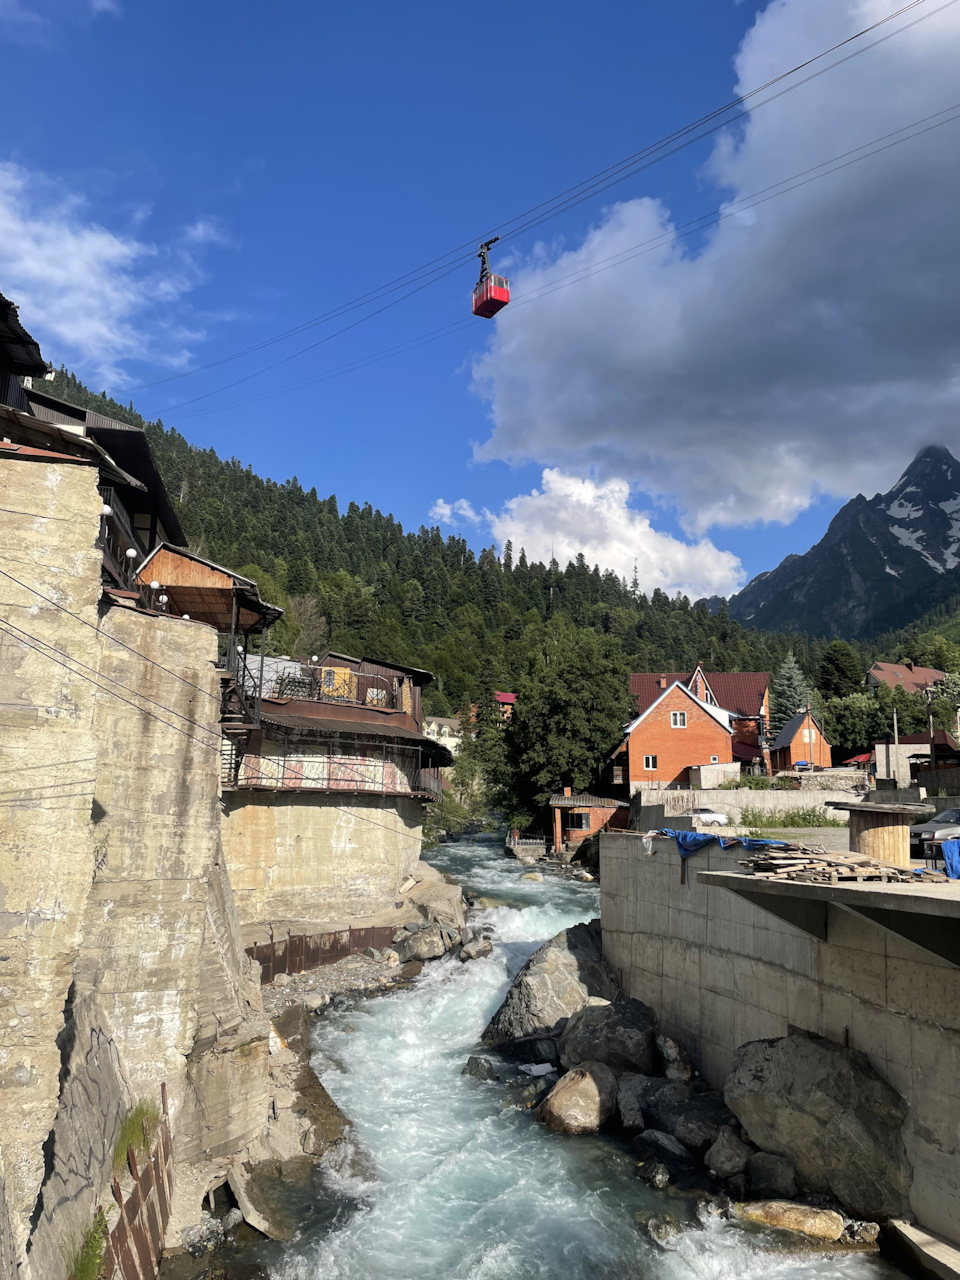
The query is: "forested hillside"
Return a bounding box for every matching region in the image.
[40,370,865,716]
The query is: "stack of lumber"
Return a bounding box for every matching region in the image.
[737,849,949,885]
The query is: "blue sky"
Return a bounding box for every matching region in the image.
[3,0,959,597]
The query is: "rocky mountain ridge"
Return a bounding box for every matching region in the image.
[728,445,960,637]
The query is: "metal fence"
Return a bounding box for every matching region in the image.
[247,926,400,983]
[98,1084,173,1280]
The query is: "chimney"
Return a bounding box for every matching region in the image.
[563,786,572,797]
[657,674,667,690]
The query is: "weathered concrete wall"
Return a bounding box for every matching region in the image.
[0,457,103,1258]
[633,787,854,823]
[600,832,960,1244]
[0,459,272,1277]
[222,790,423,930]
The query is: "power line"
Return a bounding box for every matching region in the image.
[0,615,222,741]
[0,566,221,704]
[0,621,222,754]
[169,100,960,423]
[131,0,955,407]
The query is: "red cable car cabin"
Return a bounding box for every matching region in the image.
[473,273,510,318]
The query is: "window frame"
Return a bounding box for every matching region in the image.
[670,710,687,729]
[643,754,658,771]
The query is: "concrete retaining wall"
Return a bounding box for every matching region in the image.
[600,831,960,1245]
[635,788,855,823]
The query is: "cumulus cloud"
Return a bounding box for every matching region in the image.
[431,471,744,597]
[429,497,482,526]
[0,0,117,42]
[0,163,223,385]
[473,0,960,532]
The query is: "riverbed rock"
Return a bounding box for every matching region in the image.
[534,1061,618,1134]
[557,996,657,1073]
[459,938,493,963]
[522,872,544,882]
[747,1152,797,1199]
[480,920,618,1053]
[843,1220,880,1245]
[705,1126,753,1178]
[642,1079,734,1150]
[405,874,466,929]
[731,1200,846,1241]
[644,1215,683,1247]
[462,1056,499,1082]
[394,923,446,963]
[657,1034,693,1082]
[636,1158,671,1190]
[617,1073,657,1131]
[724,1033,911,1220]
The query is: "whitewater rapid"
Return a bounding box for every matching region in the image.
[272,834,900,1280]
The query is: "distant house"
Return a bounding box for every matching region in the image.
[614,680,734,790]
[866,661,944,694]
[549,788,629,852]
[768,711,832,772]
[424,715,461,757]
[494,691,515,724]
[873,731,960,782]
[630,665,770,772]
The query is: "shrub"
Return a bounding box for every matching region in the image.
[739,806,846,829]
[719,775,772,790]
[112,1100,161,1175]
[70,1207,107,1280]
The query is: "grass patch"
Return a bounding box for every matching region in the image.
[740,805,846,829]
[69,1207,107,1280]
[112,1100,161,1175]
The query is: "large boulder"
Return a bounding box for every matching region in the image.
[617,1073,661,1131]
[558,996,657,1073]
[534,1061,618,1134]
[394,923,446,963]
[731,1201,845,1241]
[480,920,618,1052]
[644,1079,735,1150]
[724,1033,911,1220]
[747,1152,797,1199]
[704,1126,752,1178]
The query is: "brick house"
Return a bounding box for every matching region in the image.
[615,681,734,790]
[549,788,630,852]
[768,711,832,772]
[866,661,944,694]
[630,665,770,770]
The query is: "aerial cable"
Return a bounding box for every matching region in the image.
[168,101,960,422]
[127,0,953,399]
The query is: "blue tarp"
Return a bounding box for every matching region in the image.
[940,838,960,879]
[659,829,790,860]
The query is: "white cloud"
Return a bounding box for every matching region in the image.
[430,497,482,526]
[432,471,744,597]
[473,0,960,533]
[0,0,117,42]
[183,217,234,247]
[0,163,222,385]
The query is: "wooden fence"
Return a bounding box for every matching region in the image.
[102,1084,173,1280]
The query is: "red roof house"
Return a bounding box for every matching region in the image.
[631,665,770,768]
[618,680,734,789]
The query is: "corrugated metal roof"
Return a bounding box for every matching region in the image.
[549,793,628,807]
[0,293,46,376]
[259,711,454,766]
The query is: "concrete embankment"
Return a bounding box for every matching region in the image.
[599,830,960,1248]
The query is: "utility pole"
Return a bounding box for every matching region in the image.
[892,706,899,787]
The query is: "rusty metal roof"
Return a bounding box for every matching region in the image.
[549,792,628,808]
[259,710,453,766]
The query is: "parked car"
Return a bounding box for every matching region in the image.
[690,806,729,826]
[909,809,960,851]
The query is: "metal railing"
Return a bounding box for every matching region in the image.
[98,485,147,588]
[270,667,397,711]
[217,636,263,725]
[415,768,443,799]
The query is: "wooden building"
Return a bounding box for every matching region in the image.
[768,710,832,772]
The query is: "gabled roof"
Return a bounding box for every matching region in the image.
[868,661,944,693]
[769,711,827,753]
[630,670,769,718]
[623,680,733,738]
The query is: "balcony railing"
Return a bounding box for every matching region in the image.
[98,485,147,588]
[415,768,444,799]
[270,667,398,711]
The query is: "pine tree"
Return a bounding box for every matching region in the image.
[769,651,811,736]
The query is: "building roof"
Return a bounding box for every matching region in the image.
[549,793,629,808]
[769,710,827,754]
[136,543,283,633]
[874,730,960,750]
[0,292,45,376]
[0,404,145,490]
[868,661,945,693]
[259,709,454,766]
[623,680,733,738]
[425,716,460,731]
[495,691,516,704]
[630,669,769,718]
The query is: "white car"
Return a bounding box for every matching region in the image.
[690,806,729,826]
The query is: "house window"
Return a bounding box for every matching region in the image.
[671,711,687,728]
[612,766,624,785]
[710,755,719,764]
[568,812,590,830]
[802,728,812,743]
[644,755,657,771]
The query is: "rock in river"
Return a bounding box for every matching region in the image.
[480,920,618,1053]
[731,1200,845,1241]
[747,1152,797,1199]
[534,1061,618,1134]
[459,938,493,963]
[557,996,657,1073]
[704,1126,752,1178]
[394,923,446,963]
[724,1033,911,1220]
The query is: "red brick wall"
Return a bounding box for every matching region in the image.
[556,805,630,845]
[627,686,732,787]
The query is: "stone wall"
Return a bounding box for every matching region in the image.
[222,790,423,930]
[600,831,960,1244]
[633,787,855,823]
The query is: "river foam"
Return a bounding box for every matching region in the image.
[272,834,900,1280]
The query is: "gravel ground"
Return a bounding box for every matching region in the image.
[261,951,421,1020]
